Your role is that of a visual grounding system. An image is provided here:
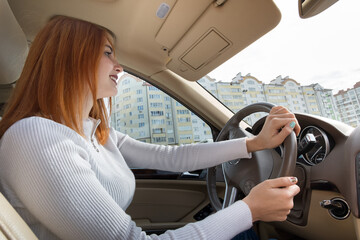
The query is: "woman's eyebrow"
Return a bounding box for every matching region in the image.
[105,44,113,52]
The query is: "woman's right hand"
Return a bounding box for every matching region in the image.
[246,106,301,153]
[242,177,300,222]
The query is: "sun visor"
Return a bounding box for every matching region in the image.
[0,0,28,85]
[155,0,212,50]
[160,0,281,81]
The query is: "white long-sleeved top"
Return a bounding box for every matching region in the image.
[0,116,253,240]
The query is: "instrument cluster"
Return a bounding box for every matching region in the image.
[297,126,330,165]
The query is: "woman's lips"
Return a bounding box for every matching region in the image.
[110,75,118,85]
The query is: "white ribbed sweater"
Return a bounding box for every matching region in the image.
[0,117,252,240]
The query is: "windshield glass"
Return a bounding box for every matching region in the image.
[199,0,360,127]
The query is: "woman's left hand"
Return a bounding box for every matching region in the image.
[246,106,300,152]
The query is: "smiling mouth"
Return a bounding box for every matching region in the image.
[110,75,118,85]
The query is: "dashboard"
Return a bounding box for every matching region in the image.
[250,113,341,167]
[245,112,359,238]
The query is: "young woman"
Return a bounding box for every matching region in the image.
[0,16,300,240]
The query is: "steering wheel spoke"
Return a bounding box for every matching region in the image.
[222,183,238,208]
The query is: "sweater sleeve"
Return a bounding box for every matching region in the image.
[114,130,251,171]
[0,118,252,240]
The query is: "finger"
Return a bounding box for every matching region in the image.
[270,106,291,115]
[269,107,300,135]
[273,210,291,222]
[288,184,301,196]
[270,106,281,114]
[293,119,301,136]
[266,118,296,131]
[279,118,300,136]
[274,122,295,141]
[268,177,298,188]
[266,113,296,128]
[267,113,296,120]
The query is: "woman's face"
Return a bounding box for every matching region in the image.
[96,39,122,99]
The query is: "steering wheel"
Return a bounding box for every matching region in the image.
[207,102,297,211]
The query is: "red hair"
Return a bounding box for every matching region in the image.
[0,16,115,144]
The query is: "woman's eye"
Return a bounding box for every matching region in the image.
[105,51,112,57]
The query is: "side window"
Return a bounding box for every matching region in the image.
[110,73,213,146]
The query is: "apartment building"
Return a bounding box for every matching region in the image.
[111,73,356,145]
[111,74,213,145]
[334,82,360,127]
[198,73,342,126]
[111,75,152,142]
[311,83,340,121]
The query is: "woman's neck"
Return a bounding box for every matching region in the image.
[83,95,94,120]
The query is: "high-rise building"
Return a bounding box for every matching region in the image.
[334,82,360,127]
[200,73,342,126]
[111,75,152,142]
[112,74,213,145]
[310,83,340,121]
[111,73,358,143]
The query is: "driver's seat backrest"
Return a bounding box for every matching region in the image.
[0,192,38,240]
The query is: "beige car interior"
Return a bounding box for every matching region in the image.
[1,0,359,239]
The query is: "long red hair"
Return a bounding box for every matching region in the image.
[0,15,115,144]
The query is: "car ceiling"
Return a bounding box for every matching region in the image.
[2,0,282,82]
[1,0,281,120]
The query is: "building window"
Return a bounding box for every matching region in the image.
[179,126,192,131]
[152,128,165,134]
[152,119,165,125]
[179,135,192,140]
[149,94,161,99]
[177,109,190,114]
[153,137,166,142]
[122,79,130,85]
[123,104,131,109]
[150,102,163,108]
[178,117,191,122]
[221,95,232,100]
[151,111,164,116]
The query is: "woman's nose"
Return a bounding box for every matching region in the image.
[114,62,123,73]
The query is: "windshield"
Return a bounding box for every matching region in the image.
[200,0,360,127]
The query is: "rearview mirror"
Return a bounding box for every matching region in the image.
[298,0,338,19]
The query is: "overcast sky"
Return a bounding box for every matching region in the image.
[208,0,360,94]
